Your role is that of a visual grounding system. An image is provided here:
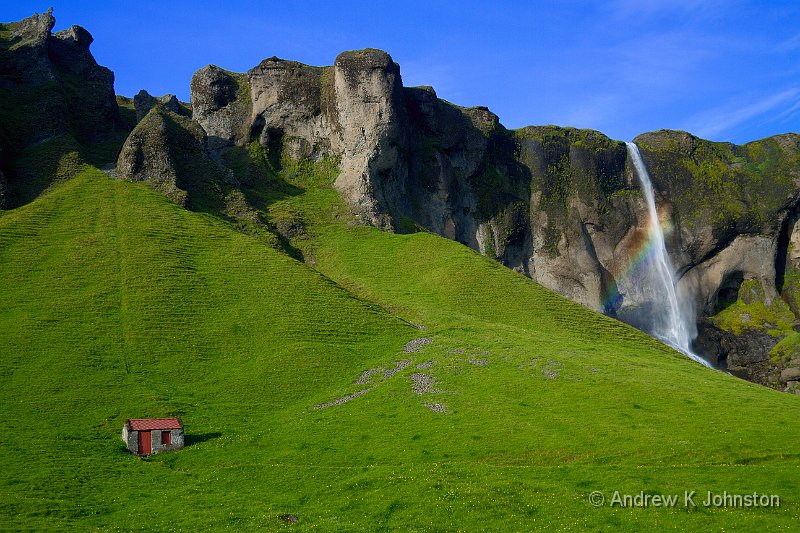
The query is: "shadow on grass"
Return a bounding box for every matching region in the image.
[185,432,222,447]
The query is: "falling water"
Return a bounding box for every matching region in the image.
[625,142,712,368]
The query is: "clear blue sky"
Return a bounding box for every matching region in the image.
[7,1,800,143]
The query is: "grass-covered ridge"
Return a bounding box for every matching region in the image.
[1,164,800,530]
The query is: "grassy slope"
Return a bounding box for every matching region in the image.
[1,168,800,530]
[0,168,415,529]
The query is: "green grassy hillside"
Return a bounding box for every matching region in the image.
[2,166,800,530]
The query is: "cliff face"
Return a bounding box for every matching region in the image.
[5,9,796,390]
[185,51,800,388]
[190,49,409,229]
[635,132,800,310]
[634,132,800,384]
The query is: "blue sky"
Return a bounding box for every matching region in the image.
[7,1,800,143]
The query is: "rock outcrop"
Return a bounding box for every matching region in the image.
[0,9,123,207]
[0,9,121,146]
[190,65,253,151]
[244,57,333,158]
[190,49,409,227]
[330,49,408,228]
[116,105,224,208]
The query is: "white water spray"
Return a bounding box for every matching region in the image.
[626,142,712,368]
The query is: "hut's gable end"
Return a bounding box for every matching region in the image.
[122,422,139,454]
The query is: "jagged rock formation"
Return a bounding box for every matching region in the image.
[190,49,409,228]
[133,89,189,122]
[0,8,121,146]
[0,8,124,206]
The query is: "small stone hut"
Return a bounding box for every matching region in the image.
[122,418,184,456]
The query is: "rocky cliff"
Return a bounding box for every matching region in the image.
[182,50,800,388]
[189,49,410,229]
[0,8,124,208]
[634,131,800,385]
[4,10,800,390]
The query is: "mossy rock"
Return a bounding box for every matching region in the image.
[512,125,630,258]
[770,332,800,364]
[116,105,225,209]
[710,278,796,336]
[634,130,800,239]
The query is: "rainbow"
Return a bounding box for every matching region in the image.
[600,212,676,314]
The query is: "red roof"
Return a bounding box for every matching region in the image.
[127,418,182,431]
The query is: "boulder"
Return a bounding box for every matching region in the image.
[780,367,800,383]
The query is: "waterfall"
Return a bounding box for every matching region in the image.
[625,142,712,368]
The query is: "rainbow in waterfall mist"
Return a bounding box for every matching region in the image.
[607,143,712,368]
[599,215,677,310]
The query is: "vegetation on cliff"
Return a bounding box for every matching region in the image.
[635,130,800,237]
[710,278,795,336]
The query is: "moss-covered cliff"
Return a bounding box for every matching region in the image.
[635,130,800,267]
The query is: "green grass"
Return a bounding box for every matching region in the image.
[2,167,800,530]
